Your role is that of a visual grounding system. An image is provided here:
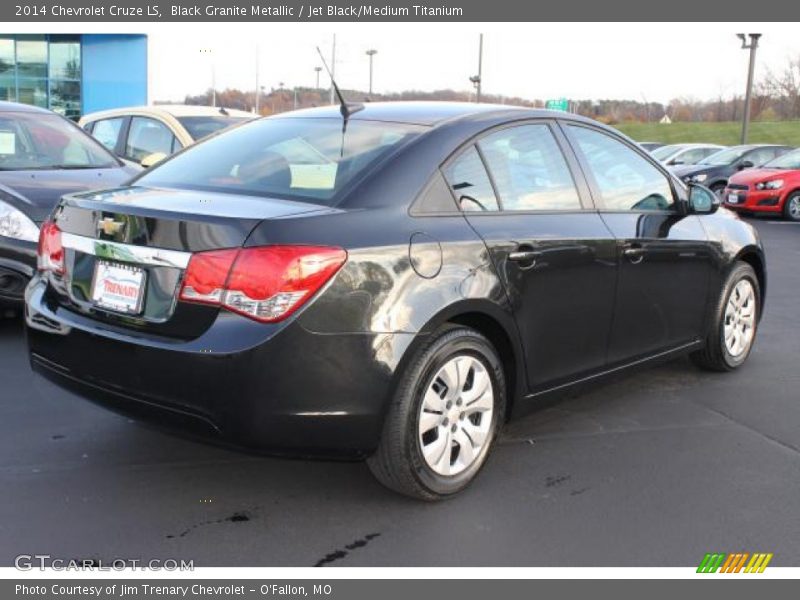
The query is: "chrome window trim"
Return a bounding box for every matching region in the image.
[60,233,191,269]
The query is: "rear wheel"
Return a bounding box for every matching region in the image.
[784,192,800,222]
[367,326,505,500]
[691,262,760,371]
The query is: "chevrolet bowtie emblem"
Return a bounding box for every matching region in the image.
[97,217,125,236]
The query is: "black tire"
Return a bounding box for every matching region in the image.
[783,191,800,222]
[691,262,760,372]
[367,326,506,501]
[710,182,727,197]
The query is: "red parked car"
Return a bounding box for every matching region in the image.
[724,148,800,221]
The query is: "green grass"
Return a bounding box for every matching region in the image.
[615,121,800,146]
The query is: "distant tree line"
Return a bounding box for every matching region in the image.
[169,54,800,124]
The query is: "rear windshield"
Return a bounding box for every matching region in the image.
[0,112,119,171]
[137,117,424,204]
[176,115,251,140]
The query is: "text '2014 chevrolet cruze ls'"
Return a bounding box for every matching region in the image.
[26,102,765,500]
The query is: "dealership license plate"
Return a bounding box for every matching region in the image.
[91,261,146,314]
[727,194,739,204]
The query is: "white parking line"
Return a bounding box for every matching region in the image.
[765,221,800,225]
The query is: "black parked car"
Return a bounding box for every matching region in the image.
[26,103,765,500]
[0,102,138,309]
[672,144,793,195]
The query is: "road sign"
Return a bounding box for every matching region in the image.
[545,98,570,112]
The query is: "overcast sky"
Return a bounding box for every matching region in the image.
[18,22,800,104]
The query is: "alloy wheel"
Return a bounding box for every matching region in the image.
[418,355,494,476]
[723,279,756,357]
[789,195,800,220]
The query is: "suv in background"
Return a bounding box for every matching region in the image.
[671,144,794,195]
[79,105,254,168]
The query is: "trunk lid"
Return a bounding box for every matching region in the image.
[49,185,334,338]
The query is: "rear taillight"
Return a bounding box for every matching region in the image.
[179,245,347,323]
[37,221,64,275]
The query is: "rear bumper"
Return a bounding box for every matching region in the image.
[25,277,412,458]
[0,238,36,306]
[723,188,783,214]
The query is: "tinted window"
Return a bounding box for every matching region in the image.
[568,125,674,212]
[763,148,800,169]
[478,124,581,211]
[0,112,118,170]
[125,117,176,162]
[136,117,424,205]
[651,144,683,161]
[443,146,500,212]
[91,117,125,152]
[746,147,780,166]
[177,116,250,141]
[676,147,713,165]
[699,147,749,166]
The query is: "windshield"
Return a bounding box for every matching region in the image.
[176,115,251,141]
[0,112,119,171]
[650,144,683,160]
[136,117,426,204]
[699,147,748,166]
[762,149,800,170]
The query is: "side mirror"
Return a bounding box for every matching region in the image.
[670,159,684,166]
[687,183,720,215]
[140,152,167,169]
[738,160,754,170]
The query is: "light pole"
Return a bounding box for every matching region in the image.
[470,34,483,103]
[738,33,762,144]
[254,46,260,113]
[315,66,322,89]
[200,48,215,107]
[366,49,377,95]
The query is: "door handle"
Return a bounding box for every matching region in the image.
[622,243,645,264]
[508,250,541,262]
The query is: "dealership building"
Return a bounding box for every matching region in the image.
[0,34,147,120]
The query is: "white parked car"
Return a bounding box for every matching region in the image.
[650,143,726,167]
[79,105,254,167]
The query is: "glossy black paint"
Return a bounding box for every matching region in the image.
[25,102,766,456]
[0,102,138,306]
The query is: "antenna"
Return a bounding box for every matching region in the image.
[316,46,364,120]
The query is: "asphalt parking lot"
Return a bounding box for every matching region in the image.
[1,217,799,568]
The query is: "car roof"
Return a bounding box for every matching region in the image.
[275,101,587,127]
[0,101,52,115]
[81,104,253,120]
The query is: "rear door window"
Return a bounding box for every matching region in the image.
[478,124,581,211]
[125,117,177,162]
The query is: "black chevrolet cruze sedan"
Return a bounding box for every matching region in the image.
[25,102,765,499]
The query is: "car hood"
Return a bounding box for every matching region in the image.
[0,165,138,222]
[728,167,792,186]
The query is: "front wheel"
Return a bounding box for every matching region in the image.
[710,182,727,197]
[784,191,800,222]
[367,326,505,500]
[691,262,760,371]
